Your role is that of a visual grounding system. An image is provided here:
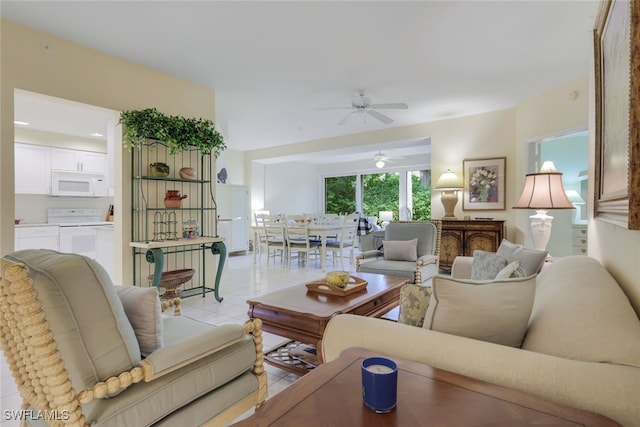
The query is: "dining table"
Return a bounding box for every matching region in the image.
[307,223,344,271]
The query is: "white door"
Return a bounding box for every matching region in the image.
[216,184,250,252]
[15,143,51,194]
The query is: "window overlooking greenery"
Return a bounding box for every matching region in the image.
[410,170,431,220]
[325,176,356,214]
[324,169,431,220]
[362,172,399,219]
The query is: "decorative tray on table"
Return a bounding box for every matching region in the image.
[305,276,368,296]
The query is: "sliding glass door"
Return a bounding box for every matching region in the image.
[324,169,431,221]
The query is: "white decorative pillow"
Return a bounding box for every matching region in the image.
[495,261,526,279]
[470,250,508,280]
[115,285,163,357]
[383,238,418,261]
[423,274,536,347]
[496,239,547,276]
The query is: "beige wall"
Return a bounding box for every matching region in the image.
[1,20,215,284]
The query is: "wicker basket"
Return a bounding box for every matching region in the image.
[148,268,195,298]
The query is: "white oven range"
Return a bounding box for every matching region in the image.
[47,208,113,259]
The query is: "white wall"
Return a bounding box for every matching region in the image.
[264,162,320,214]
[215,148,244,185]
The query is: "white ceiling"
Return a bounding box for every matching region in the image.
[4,0,599,159]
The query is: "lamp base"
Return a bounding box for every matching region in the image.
[440,190,459,219]
[529,210,553,251]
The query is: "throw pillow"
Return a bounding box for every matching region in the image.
[383,238,418,261]
[470,250,508,280]
[115,285,163,357]
[398,283,432,327]
[422,274,537,347]
[496,239,547,276]
[495,261,527,279]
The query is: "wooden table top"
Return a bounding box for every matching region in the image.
[246,272,408,320]
[232,347,620,427]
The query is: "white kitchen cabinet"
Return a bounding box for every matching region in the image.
[15,225,59,251]
[216,184,250,253]
[95,227,115,282]
[51,147,107,174]
[15,143,51,194]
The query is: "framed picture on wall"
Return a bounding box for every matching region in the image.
[594,0,640,229]
[462,157,506,211]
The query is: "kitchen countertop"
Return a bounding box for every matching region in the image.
[15,223,59,228]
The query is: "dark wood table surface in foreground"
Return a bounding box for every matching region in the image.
[232,347,620,427]
[246,272,409,351]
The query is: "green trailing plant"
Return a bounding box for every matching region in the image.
[119,108,226,156]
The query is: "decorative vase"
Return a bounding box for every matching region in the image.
[179,167,196,180]
[480,186,489,202]
[164,190,187,208]
[150,162,170,177]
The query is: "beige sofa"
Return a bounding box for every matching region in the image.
[322,255,640,426]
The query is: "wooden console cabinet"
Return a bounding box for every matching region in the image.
[439,219,505,272]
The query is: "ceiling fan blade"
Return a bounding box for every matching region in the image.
[338,110,357,126]
[315,106,352,111]
[367,109,394,125]
[369,103,408,110]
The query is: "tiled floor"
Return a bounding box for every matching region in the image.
[0,250,344,426]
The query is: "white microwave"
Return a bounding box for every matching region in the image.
[51,171,108,197]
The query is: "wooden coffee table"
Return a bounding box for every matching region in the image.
[247,273,408,374]
[232,347,620,426]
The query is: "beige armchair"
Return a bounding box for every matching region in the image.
[356,220,441,284]
[0,250,267,427]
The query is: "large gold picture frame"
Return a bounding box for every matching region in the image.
[594,0,640,229]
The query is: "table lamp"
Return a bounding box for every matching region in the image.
[513,161,575,251]
[379,211,393,228]
[434,169,463,219]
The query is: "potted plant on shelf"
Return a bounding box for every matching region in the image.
[119,108,226,157]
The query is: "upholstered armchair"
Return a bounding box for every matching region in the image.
[356,220,441,284]
[0,250,267,427]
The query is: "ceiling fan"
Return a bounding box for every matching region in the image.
[373,151,403,169]
[317,92,408,126]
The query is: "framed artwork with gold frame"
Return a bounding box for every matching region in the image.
[594,0,640,229]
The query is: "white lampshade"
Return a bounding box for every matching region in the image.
[434,169,463,190]
[376,160,385,169]
[378,211,394,221]
[513,172,575,210]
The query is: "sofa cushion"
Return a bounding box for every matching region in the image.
[88,329,257,427]
[423,274,536,347]
[5,250,141,393]
[384,222,437,257]
[495,261,527,279]
[522,256,640,368]
[115,285,163,357]
[496,239,547,276]
[398,283,432,327]
[384,238,418,261]
[471,250,508,280]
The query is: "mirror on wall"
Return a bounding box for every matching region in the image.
[526,130,588,257]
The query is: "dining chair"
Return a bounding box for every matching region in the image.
[284,215,320,268]
[326,213,359,270]
[262,214,287,266]
[252,211,269,263]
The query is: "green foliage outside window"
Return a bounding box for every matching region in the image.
[362,173,400,218]
[325,170,431,220]
[325,176,356,214]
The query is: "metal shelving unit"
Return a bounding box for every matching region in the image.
[130,140,227,301]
